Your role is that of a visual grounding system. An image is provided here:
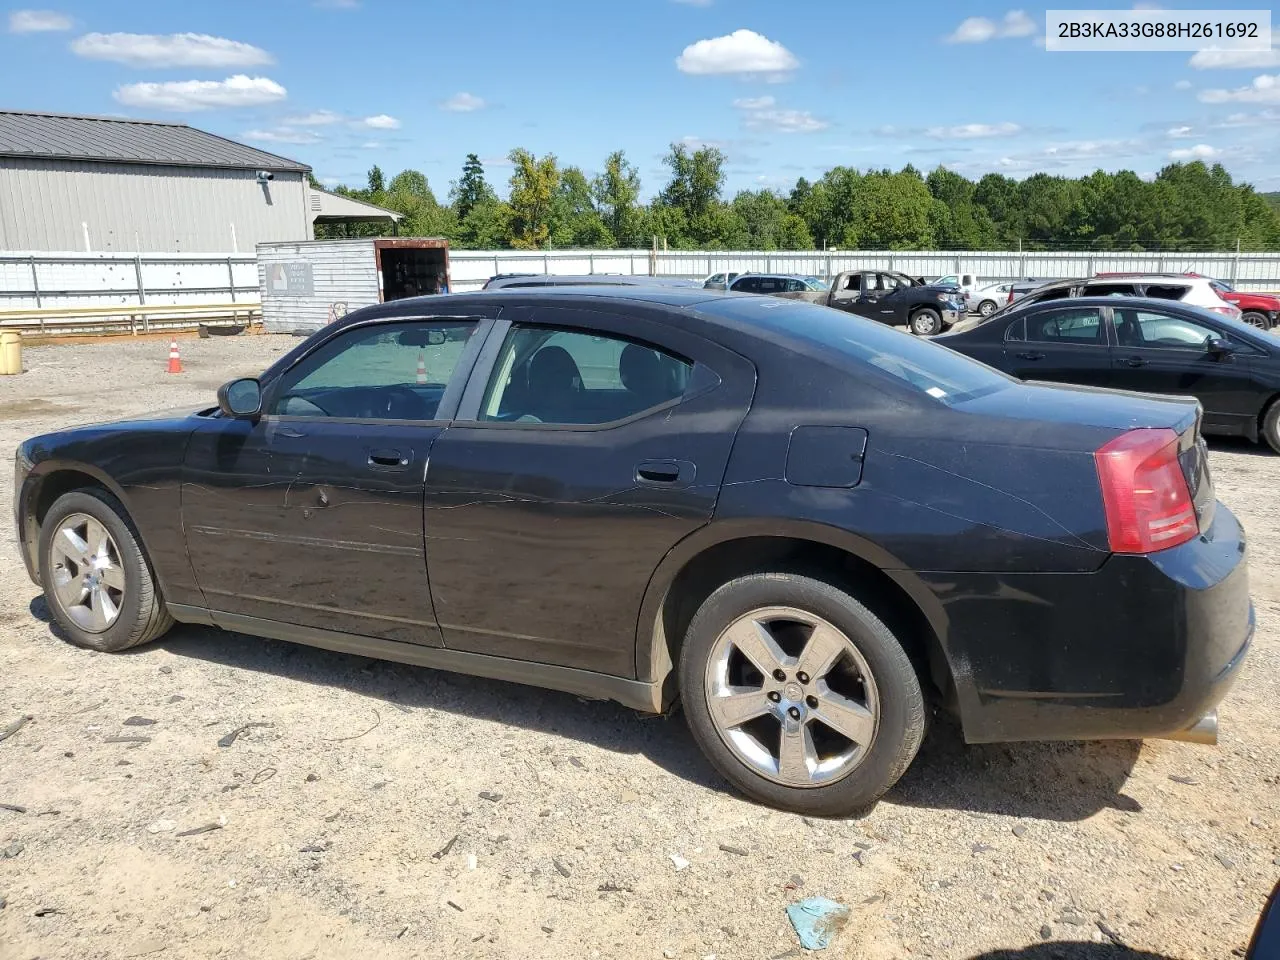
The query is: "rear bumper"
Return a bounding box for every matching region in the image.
[909,502,1252,744]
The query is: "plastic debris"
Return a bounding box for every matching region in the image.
[670,853,690,871]
[785,896,850,951]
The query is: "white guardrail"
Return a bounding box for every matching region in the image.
[2,248,1278,329]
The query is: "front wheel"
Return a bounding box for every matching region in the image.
[678,572,926,816]
[37,489,174,652]
[1242,311,1272,331]
[909,308,942,336]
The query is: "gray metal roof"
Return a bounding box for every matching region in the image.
[0,110,310,172]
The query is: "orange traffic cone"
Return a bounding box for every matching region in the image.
[166,340,183,374]
[416,351,428,384]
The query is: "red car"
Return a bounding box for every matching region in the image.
[1186,273,1280,330]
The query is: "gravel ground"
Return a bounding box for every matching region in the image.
[0,333,1276,960]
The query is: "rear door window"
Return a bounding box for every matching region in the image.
[1143,284,1191,301]
[1025,306,1106,345]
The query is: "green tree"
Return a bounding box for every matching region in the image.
[654,143,729,247]
[384,169,453,237]
[367,164,385,196]
[731,190,813,250]
[592,150,644,248]
[507,148,560,249]
[453,154,492,223]
[552,166,613,247]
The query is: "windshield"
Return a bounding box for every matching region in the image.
[802,276,829,291]
[698,297,1012,405]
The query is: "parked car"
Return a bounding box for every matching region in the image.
[1184,273,1280,330]
[728,273,829,301]
[703,270,745,290]
[16,289,1250,816]
[1008,273,1242,321]
[967,282,1013,317]
[826,269,965,335]
[1005,277,1058,306]
[934,272,979,300]
[484,274,702,289]
[939,294,1280,451]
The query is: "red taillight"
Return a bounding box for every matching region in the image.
[1209,305,1240,318]
[1007,288,1015,303]
[1095,428,1198,554]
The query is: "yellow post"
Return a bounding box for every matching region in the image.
[0,330,21,375]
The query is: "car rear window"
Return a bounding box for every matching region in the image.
[699,298,1012,405]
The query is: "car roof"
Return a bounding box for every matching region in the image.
[483,274,700,289]
[384,286,729,310]
[733,273,819,281]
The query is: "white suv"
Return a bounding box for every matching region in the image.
[1010,274,1242,320]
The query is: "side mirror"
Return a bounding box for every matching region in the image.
[1207,336,1234,356]
[217,378,262,418]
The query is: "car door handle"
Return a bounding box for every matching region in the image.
[1015,351,1045,361]
[635,459,695,487]
[1120,357,1146,368]
[368,448,409,467]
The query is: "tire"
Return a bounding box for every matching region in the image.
[909,308,942,337]
[677,572,926,816]
[1261,400,1280,454]
[1242,311,1272,331]
[37,489,174,653]
[978,300,997,318]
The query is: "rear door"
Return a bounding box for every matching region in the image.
[1002,303,1113,387]
[1110,305,1261,434]
[421,305,755,677]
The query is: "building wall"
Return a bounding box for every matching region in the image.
[258,239,380,332]
[0,158,312,254]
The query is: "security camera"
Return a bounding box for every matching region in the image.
[256,170,274,182]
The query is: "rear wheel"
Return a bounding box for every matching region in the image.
[910,308,942,337]
[37,489,173,652]
[1242,311,1272,331]
[678,572,926,815]
[1262,400,1280,454]
[978,300,997,318]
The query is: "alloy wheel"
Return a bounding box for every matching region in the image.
[49,513,125,633]
[703,606,880,788]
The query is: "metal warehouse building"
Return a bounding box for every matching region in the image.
[0,110,400,254]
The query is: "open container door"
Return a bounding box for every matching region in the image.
[375,238,451,301]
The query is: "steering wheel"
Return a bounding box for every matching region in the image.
[278,394,330,417]
[381,385,432,420]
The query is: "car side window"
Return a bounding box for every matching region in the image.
[1114,309,1219,350]
[271,320,476,421]
[731,277,755,293]
[785,278,805,293]
[1084,283,1139,298]
[1025,307,1105,345]
[1144,284,1191,301]
[478,325,694,426]
[1004,317,1027,342]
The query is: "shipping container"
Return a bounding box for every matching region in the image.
[257,238,450,333]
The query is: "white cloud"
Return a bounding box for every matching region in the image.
[113,75,287,111]
[946,10,1035,43]
[1190,46,1280,70]
[732,95,826,132]
[924,122,1022,139]
[440,92,486,112]
[1174,79,1192,90]
[243,127,322,145]
[359,140,380,149]
[676,29,798,77]
[71,32,272,68]
[282,110,342,126]
[361,113,400,129]
[989,138,1147,173]
[8,8,71,32]
[1169,143,1220,160]
[1199,74,1280,103]
[1167,125,1194,137]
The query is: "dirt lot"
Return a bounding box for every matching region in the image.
[0,333,1276,960]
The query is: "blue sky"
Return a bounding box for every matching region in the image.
[3,0,1278,198]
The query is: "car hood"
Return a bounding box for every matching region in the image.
[1225,291,1280,309]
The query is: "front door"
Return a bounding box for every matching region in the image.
[182,315,490,644]
[422,305,756,677]
[1002,303,1113,387]
[1109,306,1260,434]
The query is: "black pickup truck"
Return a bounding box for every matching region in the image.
[825,269,965,336]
